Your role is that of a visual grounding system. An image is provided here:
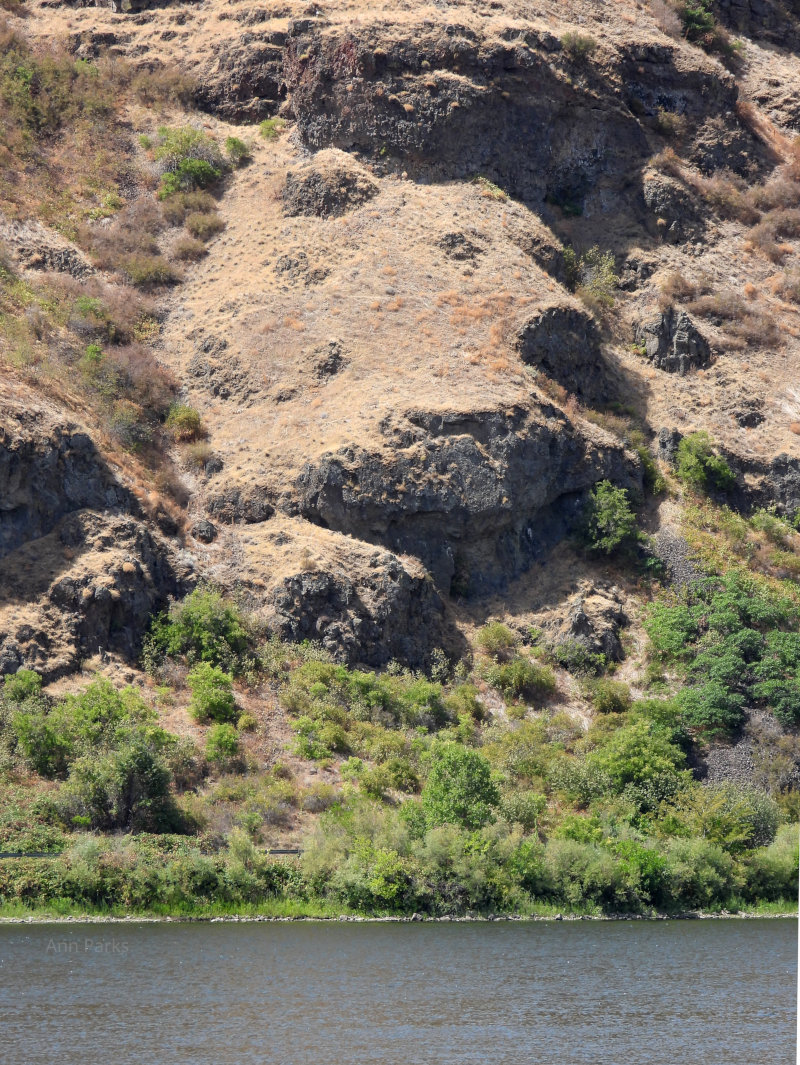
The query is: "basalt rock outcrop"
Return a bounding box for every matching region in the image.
[285,22,758,211]
[516,306,609,403]
[635,308,711,375]
[0,395,188,677]
[294,405,641,595]
[271,552,447,668]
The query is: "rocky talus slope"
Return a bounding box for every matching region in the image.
[2,0,799,672]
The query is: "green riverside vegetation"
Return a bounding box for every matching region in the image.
[1,562,797,918]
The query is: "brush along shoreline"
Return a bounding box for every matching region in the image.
[0,911,795,924]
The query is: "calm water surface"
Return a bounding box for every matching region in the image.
[0,918,795,1065]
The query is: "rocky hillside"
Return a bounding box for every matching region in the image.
[0,0,798,914]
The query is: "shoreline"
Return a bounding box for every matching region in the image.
[0,911,796,925]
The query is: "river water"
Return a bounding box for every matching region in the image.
[0,918,795,1064]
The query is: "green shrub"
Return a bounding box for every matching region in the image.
[237,713,257,732]
[185,212,225,241]
[225,136,250,166]
[259,117,286,140]
[122,254,180,288]
[205,723,240,764]
[500,790,547,830]
[549,640,607,677]
[574,246,619,310]
[59,738,177,832]
[679,0,715,42]
[561,32,598,61]
[646,573,800,731]
[159,159,220,199]
[484,657,556,704]
[476,622,517,660]
[187,663,237,723]
[675,432,736,493]
[588,679,632,714]
[3,669,42,704]
[587,718,688,793]
[165,403,204,441]
[675,783,781,854]
[144,588,253,673]
[740,825,799,902]
[422,742,499,829]
[582,480,639,554]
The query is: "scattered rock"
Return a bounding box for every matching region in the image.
[635,308,711,375]
[0,218,94,280]
[282,149,379,218]
[653,526,702,588]
[437,231,484,261]
[191,518,217,543]
[273,251,329,285]
[311,339,349,380]
[540,582,629,662]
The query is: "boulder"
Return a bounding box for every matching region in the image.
[282,149,379,218]
[635,308,710,375]
[516,306,609,402]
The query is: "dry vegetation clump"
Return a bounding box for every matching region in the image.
[0,19,232,502]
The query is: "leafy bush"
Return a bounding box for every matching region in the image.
[122,254,180,288]
[587,679,632,714]
[422,743,499,829]
[225,136,250,167]
[59,738,177,832]
[476,622,517,660]
[561,32,598,61]
[549,640,607,677]
[165,403,204,441]
[144,588,253,673]
[573,246,619,310]
[582,480,639,555]
[587,718,688,793]
[500,790,547,831]
[675,432,736,494]
[646,573,800,731]
[259,117,286,140]
[185,212,225,241]
[484,657,556,705]
[205,723,240,765]
[3,670,42,704]
[187,663,237,724]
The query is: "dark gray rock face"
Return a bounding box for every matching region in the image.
[191,518,218,543]
[642,173,704,244]
[284,26,751,212]
[516,306,608,402]
[294,404,640,595]
[635,308,710,374]
[282,153,379,217]
[311,339,349,380]
[272,555,448,668]
[0,409,125,560]
[205,487,274,525]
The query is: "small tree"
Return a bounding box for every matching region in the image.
[187,663,236,723]
[422,742,499,829]
[583,481,639,554]
[205,723,240,764]
[675,432,736,494]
